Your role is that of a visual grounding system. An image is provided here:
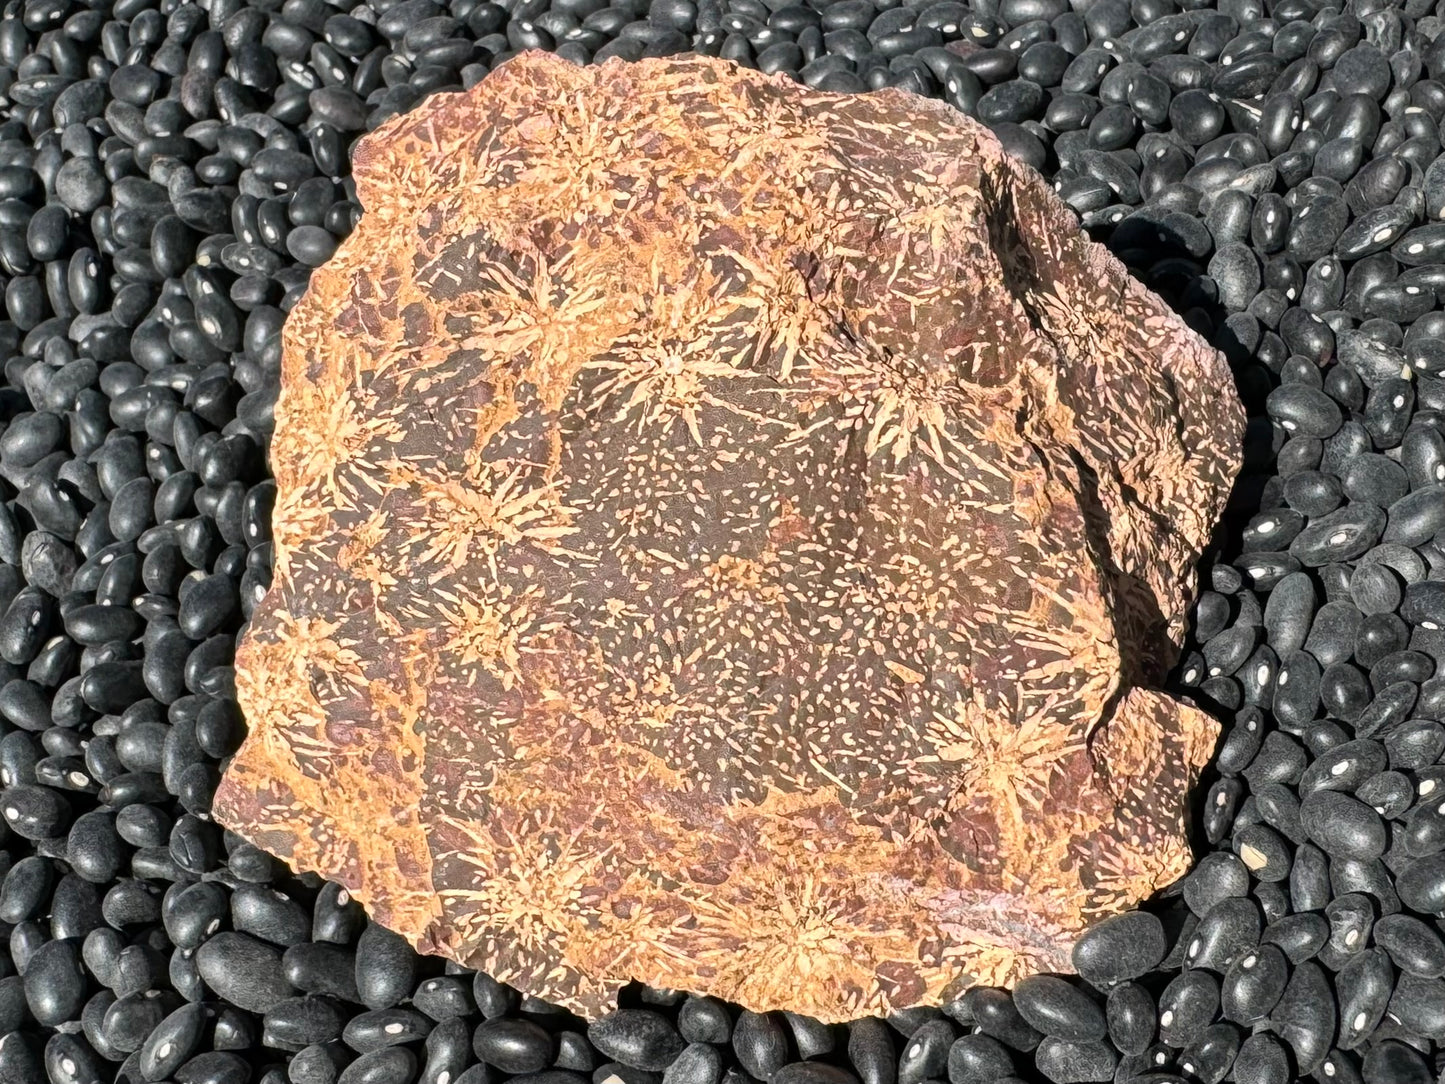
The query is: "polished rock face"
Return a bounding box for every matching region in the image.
[213,51,1244,1022]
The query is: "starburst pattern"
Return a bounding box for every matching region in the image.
[921,695,1074,829]
[447,246,617,408]
[272,373,405,525]
[391,457,583,580]
[796,332,973,478]
[435,809,612,959]
[420,583,540,691]
[582,267,781,446]
[337,511,399,597]
[688,865,918,1006]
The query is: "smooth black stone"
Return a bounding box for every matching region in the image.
[139,1001,206,1081]
[195,931,295,1014]
[354,922,417,1011]
[1384,485,1445,547]
[585,1010,686,1073]
[1362,1041,1433,1084]
[1,782,70,839]
[1220,943,1288,1025]
[1102,982,1152,1057]
[1356,612,1410,669]
[1254,781,1305,844]
[1185,896,1261,972]
[1404,580,1445,630]
[474,1017,555,1074]
[65,810,122,883]
[1071,912,1165,988]
[1387,972,1445,1042]
[897,1018,953,1084]
[23,936,84,1026]
[1267,384,1342,438]
[664,1042,724,1084]
[1266,961,1334,1074]
[1288,505,1386,566]
[680,996,732,1046]
[229,881,308,947]
[1357,768,1413,819]
[1288,196,1352,262]
[1262,571,1314,655]
[1262,911,1329,965]
[1300,738,1387,795]
[1208,242,1261,312]
[1269,651,1322,731]
[338,1046,419,1084]
[1400,852,1445,914]
[976,79,1044,124]
[177,572,238,640]
[1375,914,1445,977]
[1032,1038,1116,1084]
[1158,970,1220,1048]
[1325,892,1375,960]
[282,941,361,1002]
[1336,948,1393,1050]
[732,1011,789,1080]
[1203,624,1256,678]
[1354,681,1419,738]
[1338,204,1417,260]
[1350,564,1403,616]
[410,977,472,1023]
[264,995,349,1049]
[1179,1023,1241,1084]
[1183,853,1250,919]
[1233,822,1292,882]
[1312,607,1364,676]
[1012,977,1105,1043]
[103,990,180,1056]
[1300,790,1387,859]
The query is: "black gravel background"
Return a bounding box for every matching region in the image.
[0,0,1439,1080]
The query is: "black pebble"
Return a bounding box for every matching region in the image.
[1071,911,1165,987]
[1267,961,1334,1074]
[732,1011,789,1080]
[1104,982,1153,1056]
[590,1010,687,1073]
[354,923,418,1011]
[195,931,295,1014]
[473,1017,554,1074]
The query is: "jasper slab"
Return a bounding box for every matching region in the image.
[213,51,1244,1021]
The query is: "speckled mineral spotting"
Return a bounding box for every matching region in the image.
[212,51,1243,1022]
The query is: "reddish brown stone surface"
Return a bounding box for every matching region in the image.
[212,52,1244,1022]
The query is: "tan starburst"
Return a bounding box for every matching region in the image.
[390,457,583,581]
[266,609,367,700]
[419,583,540,691]
[689,866,916,1007]
[270,491,334,582]
[582,264,785,445]
[793,332,972,477]
[436,808,613,958]
[449,246,615,408]
[278,377,402,510]
[337,510,399,596]
[920,694,1070,826]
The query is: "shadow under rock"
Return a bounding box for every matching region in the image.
[1087,213,1281,893]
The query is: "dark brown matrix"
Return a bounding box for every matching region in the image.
[213,51,1244,1021]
